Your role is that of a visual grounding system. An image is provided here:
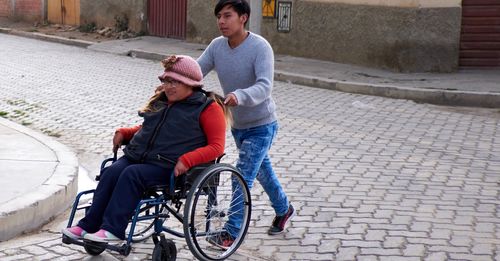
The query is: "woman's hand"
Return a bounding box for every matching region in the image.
[112,131,124,153]
[174,160,189,177]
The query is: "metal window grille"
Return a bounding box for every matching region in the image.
[277,1,292,32]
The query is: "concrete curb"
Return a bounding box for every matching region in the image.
[275,71,500,108]
[0,27,93,48]
[0,118,79,242]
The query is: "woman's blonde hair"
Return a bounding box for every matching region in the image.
[139,87,232,125]
[139,88,167,113]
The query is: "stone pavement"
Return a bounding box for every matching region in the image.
[0,26,499,108]
[0,30,499,261]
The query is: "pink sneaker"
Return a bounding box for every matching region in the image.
[84,229,120,242]
[61,226,87,239]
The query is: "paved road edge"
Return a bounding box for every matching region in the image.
[275,71,500,108]
[1,28,498,109]
[0,117,79,242]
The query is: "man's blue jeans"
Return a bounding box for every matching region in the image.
[225,121,289,238]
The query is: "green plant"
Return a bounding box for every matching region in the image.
[0,111,8,117]
[136,30,147,37]
[114,14,129,32]
[42,128,61,138]
[78,22,97,33]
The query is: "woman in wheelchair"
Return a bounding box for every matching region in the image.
[62,55,229,243]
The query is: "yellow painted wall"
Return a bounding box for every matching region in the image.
[303,0,461,8]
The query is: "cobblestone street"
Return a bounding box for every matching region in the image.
[1,34,500,260]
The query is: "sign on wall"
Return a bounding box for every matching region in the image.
[277,1,291,32]
[263,0,276,17]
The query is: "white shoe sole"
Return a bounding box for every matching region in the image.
[61,228,85,240]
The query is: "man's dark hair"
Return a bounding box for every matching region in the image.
[214,0,251,19]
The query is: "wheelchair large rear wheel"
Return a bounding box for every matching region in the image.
[183,163,251,261]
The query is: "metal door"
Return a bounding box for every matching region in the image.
[460,0,500,67]
[148,0,186,39]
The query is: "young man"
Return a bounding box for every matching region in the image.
[197,0,295,246]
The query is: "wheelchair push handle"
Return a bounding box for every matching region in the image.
[97,151,118,181]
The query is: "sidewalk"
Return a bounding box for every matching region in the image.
[0,24,499,243]
[86,36,500,108]
[0,26,499,107]
[0,117,78,241]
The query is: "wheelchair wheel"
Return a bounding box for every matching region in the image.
[126,203,167,243]
[83,240,106,256]
[183,163,251,261]
[152,235,177,261]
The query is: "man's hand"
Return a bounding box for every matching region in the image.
[174,160,189,177]
[112,131,124,153]
[224,93,238,106]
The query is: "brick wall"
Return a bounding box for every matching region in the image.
[0,0,42,20]
[15,0,42,20]
[0,0,11,17]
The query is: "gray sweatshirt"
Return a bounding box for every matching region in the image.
[197,32,277,129]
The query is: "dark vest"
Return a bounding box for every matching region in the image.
[123,91,213,169]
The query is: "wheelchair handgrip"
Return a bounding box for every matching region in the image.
[97,152,118,181]
[169,170,175,195]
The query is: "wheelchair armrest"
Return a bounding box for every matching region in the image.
[216,153,225,163]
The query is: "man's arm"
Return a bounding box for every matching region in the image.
[197,40,216,77]
[231,41,274,107]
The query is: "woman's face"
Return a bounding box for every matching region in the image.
[160,77,194,103]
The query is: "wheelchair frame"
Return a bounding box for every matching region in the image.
[62,154,252,261]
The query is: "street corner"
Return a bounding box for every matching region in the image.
[0,117,79,242]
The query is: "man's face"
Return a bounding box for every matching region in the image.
[216,5,247,38]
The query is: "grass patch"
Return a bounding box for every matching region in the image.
[0,111,8,117]
[42,128,61,138]
[6,99,27,106]
[78,22,97,33]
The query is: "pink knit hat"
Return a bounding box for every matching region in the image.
[158,55,203,87]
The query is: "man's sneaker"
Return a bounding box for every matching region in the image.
[207,231,234,248]
[83,229,120,243]
[62,226,87,240]
[268,204,295,235]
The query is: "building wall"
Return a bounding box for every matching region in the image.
[0,0,11,17]
[186,0,462,72]
[186,0,219,44]
[79,0,147,32]
[0,0,43,21]
[308,0,460,8]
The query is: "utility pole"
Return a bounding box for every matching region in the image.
[249,0,262,34]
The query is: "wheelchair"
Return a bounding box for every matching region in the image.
[62,153,252,261]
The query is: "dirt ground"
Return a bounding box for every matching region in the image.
[0,17,124,43]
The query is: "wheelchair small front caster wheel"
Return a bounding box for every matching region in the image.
[83,240,107,256]
[152,235,176,261]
